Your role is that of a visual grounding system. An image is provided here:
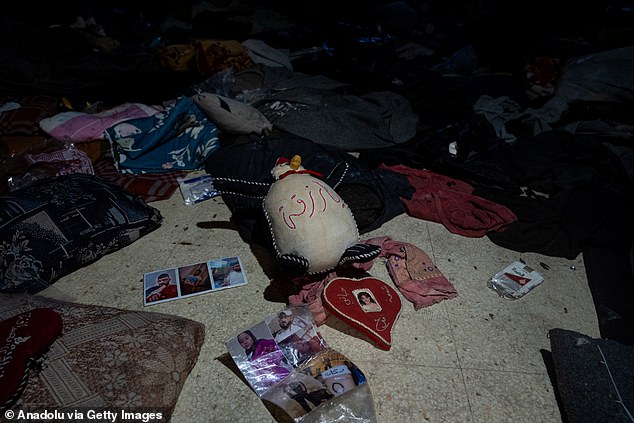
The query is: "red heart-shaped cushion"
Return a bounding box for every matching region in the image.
[322,277,402,350]
[0,308,63,408]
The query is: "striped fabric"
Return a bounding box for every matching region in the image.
[93,156,187,203]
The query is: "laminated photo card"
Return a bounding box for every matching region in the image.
[143,255,247,306]
[226,305,376,422]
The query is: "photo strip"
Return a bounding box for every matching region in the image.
[143,256,247,306]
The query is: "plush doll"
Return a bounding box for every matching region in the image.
[263,155,381,275]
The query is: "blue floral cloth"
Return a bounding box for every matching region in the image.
[106,96,220,173]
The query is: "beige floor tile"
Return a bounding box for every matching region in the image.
[321,302,459,367]
[443,258,574,372]
[362,362,473,423]
[42,192,599,423]
[463,368,562,423]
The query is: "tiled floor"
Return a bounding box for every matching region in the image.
[43,191,600,422]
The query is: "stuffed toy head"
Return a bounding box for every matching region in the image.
[263,155,380,275]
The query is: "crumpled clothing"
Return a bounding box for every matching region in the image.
[382,163,517,237]
[473,95,524,143]
[24,145,94,176]
[288,273,333,326]
[8,145,95,192]
[242,39,293,71]
[254,87,419,150]
[357,236,457,310]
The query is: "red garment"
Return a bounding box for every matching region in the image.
[0,308,63,406]
[382,164,516,237]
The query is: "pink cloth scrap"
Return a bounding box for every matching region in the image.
[287,272,343,326]
[358,236,457,310]
[382,163,517,237]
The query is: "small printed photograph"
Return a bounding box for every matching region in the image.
[266,306,326,367]
[261,349,368,419]
[208,256,247,290]
[353,288,382,313]
[226,321,293,396]
[178,262,212,297]
[144,269,179,305]
[273,373,335,418]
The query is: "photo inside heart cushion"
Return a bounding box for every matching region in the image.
[322,277,402,350]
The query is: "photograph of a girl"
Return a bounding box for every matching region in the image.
[233,324,292,394]
[355,290,382,313]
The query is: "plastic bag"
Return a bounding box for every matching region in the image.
[225,305,377,422]
[177,173,219,205]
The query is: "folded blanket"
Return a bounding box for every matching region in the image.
[40,102,162,142]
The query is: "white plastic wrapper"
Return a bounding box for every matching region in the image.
[488,261,544,300]
[177,173,219,205]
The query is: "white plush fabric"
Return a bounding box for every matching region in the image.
[263,171,359,274]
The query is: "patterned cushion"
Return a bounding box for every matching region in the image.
[0,173,163,294]
[0,294,205,420]
[0,308,63,410]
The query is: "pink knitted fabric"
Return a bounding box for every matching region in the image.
[358,236,457,310]
[287,273,331,326]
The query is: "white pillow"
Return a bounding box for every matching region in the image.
[193,93,272,135]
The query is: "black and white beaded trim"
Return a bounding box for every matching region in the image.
[212,176,269,187]
[325,162,349,190]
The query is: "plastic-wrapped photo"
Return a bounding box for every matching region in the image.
[226,306,327,396]
[261,348,369,421]
[266,307,326,368]
[226,321,294,396]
